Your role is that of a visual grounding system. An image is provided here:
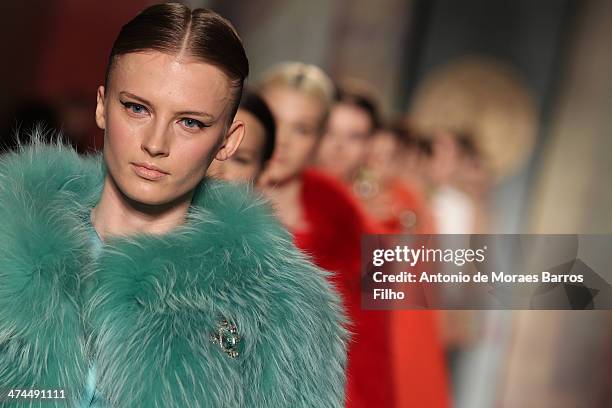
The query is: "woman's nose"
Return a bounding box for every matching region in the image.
[141,122,170,157]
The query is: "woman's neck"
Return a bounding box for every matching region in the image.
[261,174,306,231]
[91,175,193,241]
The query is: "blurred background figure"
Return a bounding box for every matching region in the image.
[428,130,480,234]
[256,62,395,408]
[452,133,492,233]
[316,83,379,185]
[208,91,276,182]
[409,57,537,408]
[362,122,450,407]
[357,122,435,234]
[316,84,451,406]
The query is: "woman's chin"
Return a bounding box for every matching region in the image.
[263,169,300,186]
[120,184,176,207]
[114,172,200,209]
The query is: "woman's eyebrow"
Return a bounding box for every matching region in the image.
[119,91,153,107]
[119,91,215,120]
[175,109,215,120]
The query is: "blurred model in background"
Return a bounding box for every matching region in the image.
[429,130,483,234]
[208,90,276,182]
[358,121,451,407]
[358,122,435,235]
[409,57,538,408]
[257,62,395,408]
[310,76,450,407]
[316,84,379,185]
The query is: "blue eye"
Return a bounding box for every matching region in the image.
[131,104,144,113]
[180,118,207,129]
[121,101,148,115]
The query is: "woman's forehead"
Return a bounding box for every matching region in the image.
[263,86,325,123]
[109,51,232,115]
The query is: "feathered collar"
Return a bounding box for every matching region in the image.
[295,168,374,272]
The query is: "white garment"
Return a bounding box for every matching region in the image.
[432,185,475,234]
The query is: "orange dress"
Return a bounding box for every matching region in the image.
[369,178,451,408]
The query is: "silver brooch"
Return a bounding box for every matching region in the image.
[210,319,241,358]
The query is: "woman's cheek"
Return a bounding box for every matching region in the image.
[179,142,217,178]
[303,135,320,158]
[106,113,137,151]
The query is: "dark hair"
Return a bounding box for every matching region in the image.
[239,91,276,165]
[105,3,249,122]
[416,137,433,158]
[334,86,380,132]
[379,119,433,158]
[454,131,480,159]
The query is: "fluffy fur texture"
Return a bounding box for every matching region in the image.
[0,140,348,407]
[295,169,395,408]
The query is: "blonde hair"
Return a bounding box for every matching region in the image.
[258,62,335,114]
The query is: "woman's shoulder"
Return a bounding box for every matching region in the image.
[188,178,337,290]
[301,167,375,231]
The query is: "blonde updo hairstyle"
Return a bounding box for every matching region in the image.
[258,62,335,133]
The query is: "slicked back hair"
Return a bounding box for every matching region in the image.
[105,3,249,123]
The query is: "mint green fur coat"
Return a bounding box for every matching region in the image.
[0,142,348,407]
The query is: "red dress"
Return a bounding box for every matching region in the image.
[379,180,451,408]
[293,168,395,408]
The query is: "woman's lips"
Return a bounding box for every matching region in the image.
[131,163,168,180]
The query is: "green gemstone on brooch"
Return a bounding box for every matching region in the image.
[210,319,241,358]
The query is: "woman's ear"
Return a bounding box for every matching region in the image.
[95,86,106,130]
[215,120,245,161]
